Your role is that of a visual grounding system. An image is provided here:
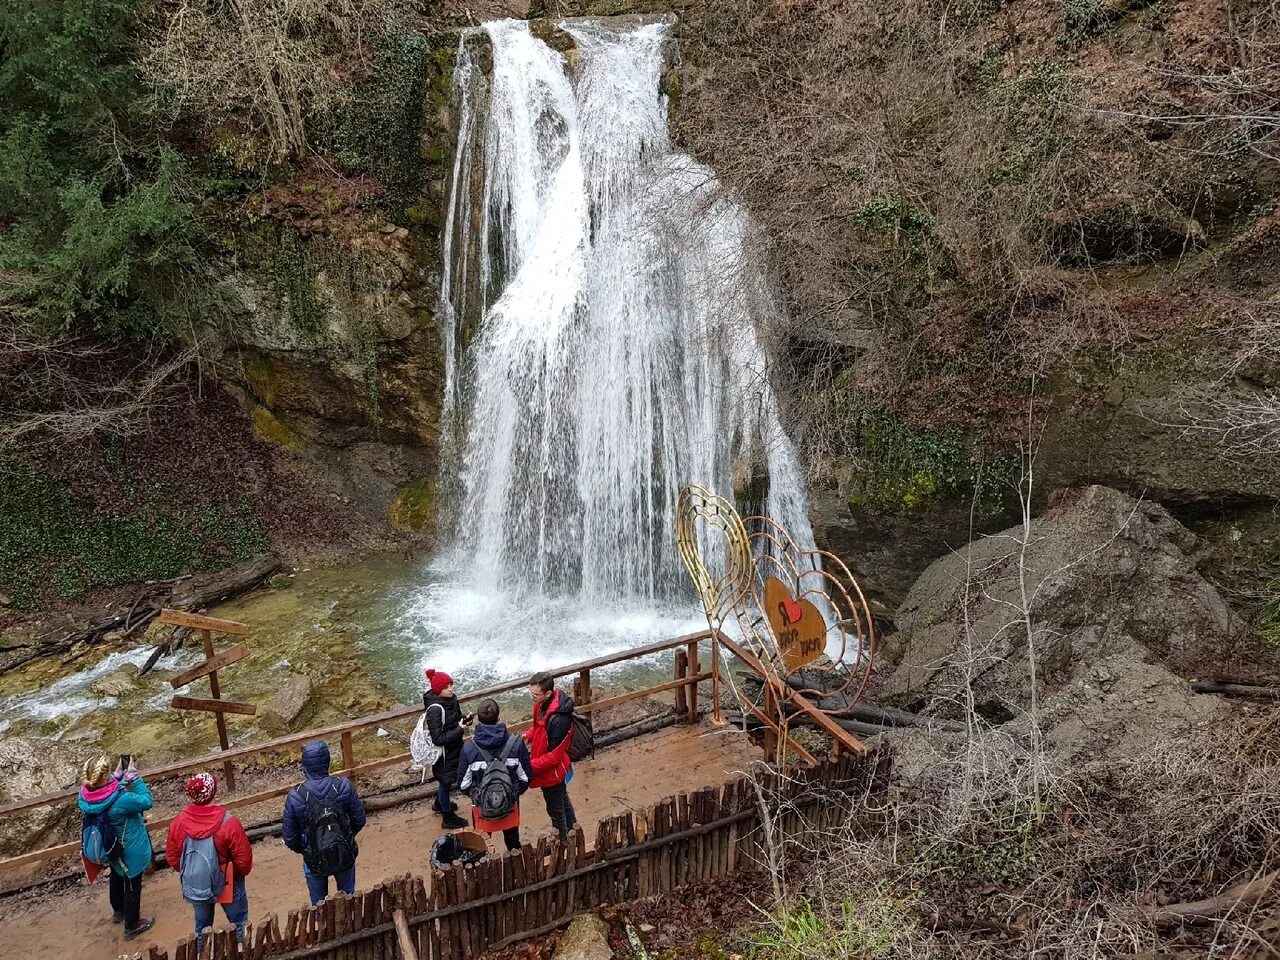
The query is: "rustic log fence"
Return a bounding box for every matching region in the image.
[145,750,890,960]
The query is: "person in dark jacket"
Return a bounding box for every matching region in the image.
[523,672,578,837]
[423,668,470,829]
[282,740,367,905]
[165,772,253,952]
[457,699,533,851]
[78,754,155,940]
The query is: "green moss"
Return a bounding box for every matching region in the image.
[244,352,278,407]
[388,477,437,532]
[248,402,302,448]
[832,393,1015,517]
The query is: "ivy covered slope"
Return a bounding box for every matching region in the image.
[0,0,457,614]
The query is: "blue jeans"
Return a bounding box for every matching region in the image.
[192,877,248,952]
[436,779,452,813]
[304,866,355,905]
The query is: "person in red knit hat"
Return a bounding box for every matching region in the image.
[423,668,472,829]
[165,772,253,952]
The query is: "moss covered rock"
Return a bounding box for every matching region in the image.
[388,476,437,533]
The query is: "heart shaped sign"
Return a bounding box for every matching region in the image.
[763,577,826,673]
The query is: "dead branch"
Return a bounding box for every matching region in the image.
[1142,872,1277,926]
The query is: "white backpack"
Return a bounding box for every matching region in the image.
[408,704,445,782]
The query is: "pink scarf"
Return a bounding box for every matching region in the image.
[80,780,119,804]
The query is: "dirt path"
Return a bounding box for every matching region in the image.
[0,722,763,959]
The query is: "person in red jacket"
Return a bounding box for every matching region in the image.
[165,773,253,951]
[523,672,578,837]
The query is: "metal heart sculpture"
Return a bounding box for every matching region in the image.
[739,514,876,708]
[675,484,752,627]
[676,484,877,752]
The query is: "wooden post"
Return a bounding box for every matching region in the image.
[202,628,236,791]
[393,909,419,960]
[762,681,779,761]
[709,631,723,725]
[686,639,701,722]
[341,731,355,773]
[674,650,689,719]
[574,668,592,707]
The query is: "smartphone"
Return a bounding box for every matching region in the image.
[119,754,131,768]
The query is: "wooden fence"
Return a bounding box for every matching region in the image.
[0,630,714,875]
[145,749,891,960]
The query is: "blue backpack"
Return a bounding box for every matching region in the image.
[81,791,124,867]
[179,814,229,902]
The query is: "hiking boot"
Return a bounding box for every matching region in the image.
[124,917,155,940]
[442,811,468,830]
[111,912,125,924]
[432,800,458,814]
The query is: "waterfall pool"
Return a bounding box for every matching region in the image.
[0,551,705,752]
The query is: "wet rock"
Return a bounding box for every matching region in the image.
[0,625,38,652]
[260,672,315,731]
[0,737,84,858]
[551,914,613,960]
[90,664,140,698]
[887,485,1233,758]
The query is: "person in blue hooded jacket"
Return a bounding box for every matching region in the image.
[281,740,367,904]
[457,699,533,851]
[78,754,156,940]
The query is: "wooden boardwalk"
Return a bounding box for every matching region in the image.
[0,722,765,960]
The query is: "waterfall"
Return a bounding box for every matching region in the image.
[415,17,823,679]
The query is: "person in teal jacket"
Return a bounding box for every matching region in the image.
[78,754,156,940]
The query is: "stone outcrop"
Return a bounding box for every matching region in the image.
[885,485,1235,759]
[0,737,84,859]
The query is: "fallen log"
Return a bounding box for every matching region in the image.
[1192,680,1280,701]
[735,672,967,733]
[0,554,281,677]
[594,711,676,748]
[1142,871,1277,926]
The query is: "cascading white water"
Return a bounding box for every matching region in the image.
[410,17,824,680]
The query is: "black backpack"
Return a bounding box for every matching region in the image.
[475,736,520,821]
[299,782,356,876]
[567,712,594,762]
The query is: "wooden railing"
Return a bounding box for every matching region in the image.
[0,630,716,874]
[143,749,891,960]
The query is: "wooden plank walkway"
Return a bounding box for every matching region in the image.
[0,722,765,960]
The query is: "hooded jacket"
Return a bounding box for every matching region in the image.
[165,803,253,879]
[281,741,367,862]
[422,690,465,786]
[77,776,153,878]
[458,722,533,797]
[525,691,575,789]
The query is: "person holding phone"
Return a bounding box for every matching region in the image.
[422,668,471,829]
[77,754,155,940]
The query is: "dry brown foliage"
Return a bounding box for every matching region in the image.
[752,718,1280,959]
[674,0,1272,448]
[140,0,410,163]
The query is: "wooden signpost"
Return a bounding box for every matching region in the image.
[161,609,256,790]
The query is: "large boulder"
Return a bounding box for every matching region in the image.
[551,914,614,960]
[0,737,85,858]
[259,672,316,732]
[886,486,1234,756]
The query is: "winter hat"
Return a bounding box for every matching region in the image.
[186,772,218,805]
[425,668,453,695]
